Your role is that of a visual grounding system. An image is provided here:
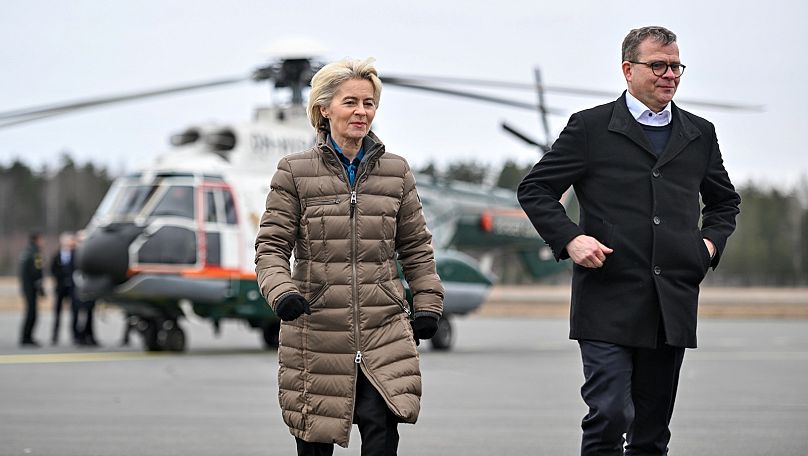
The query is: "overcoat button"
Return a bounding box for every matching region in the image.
[653,216,661,225]
[653,266,662,275]
[652,169,661,178]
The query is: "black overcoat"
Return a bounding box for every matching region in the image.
[50,249,76,292]
[518,93,740,348]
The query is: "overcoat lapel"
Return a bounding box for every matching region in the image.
[607,93,656,158]
[655,103,702,168]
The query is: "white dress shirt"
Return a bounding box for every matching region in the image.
[60,249,71,265]
[626,91,672,126]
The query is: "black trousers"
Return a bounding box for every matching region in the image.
[578,337,685,456]
[51,286,75,343]
[20,288,38,344]
[71,298,83,342]
[80,300,97,343]
[71,299,97,344]
[295,369,399,456]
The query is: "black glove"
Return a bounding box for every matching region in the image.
[411,312,440,340]
[275,293,311,321]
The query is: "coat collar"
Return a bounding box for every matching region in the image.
[608,91,701,166]
[316,129,386,184]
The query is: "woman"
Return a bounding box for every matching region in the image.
[255,58,444,456]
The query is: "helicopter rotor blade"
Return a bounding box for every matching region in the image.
[533,68,552,147]
[0,75,251,124]
[383,74,764,112]
[382,78,565,115]
[0,68,764,132]
[0,111,72,130]
[501,122,550,152]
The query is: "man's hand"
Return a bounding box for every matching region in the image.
[703,238,716,258]
[35,280,45,297]
[566,235,613,268]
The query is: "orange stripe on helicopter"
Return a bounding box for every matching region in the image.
[181,266,256,280]
[479,208,529,232]
[128,266,255,280]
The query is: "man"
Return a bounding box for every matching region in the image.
[19,231,45,347]
[74,229,100,347]
[518,26,740,455]
[50,232,77,345]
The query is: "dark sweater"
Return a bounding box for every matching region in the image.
[641,123,673,156]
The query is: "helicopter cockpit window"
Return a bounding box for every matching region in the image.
[204,190,218,223]
[109,185,159,218]
[151,186,195,219]
[223,190,237,225]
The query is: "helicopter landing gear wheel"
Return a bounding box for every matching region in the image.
[158,320,186,352]
[139,319,161,352]
[262,321,281,349]
[430,316,454,351]
[139,318,186,352]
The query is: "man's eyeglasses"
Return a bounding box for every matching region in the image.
[628,61,686,77]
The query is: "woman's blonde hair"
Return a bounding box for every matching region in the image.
[307,57,382,131]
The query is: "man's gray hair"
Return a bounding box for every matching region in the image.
[622,26,677,61]
[307,57,382,131]
[59,231,74,245]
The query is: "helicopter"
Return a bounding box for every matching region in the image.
[0,41,760,352]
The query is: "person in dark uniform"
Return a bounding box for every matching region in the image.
[19,231,45,347]
[50,232,77,345]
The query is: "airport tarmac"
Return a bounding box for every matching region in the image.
[1,310,807,456]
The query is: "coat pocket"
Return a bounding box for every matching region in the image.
[304,284,328,309]
[691,231,711,271]
[303,196,342,208]
[585,219,615,275]
[380,281,411,316]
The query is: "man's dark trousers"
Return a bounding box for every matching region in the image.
[20,287,37,344]
[71,299,82,343]
[51,285,74,343]
[579,334,685,456]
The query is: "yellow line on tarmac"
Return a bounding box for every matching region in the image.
[0,351,172,365]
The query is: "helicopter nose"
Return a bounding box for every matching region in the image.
[76,223,144,289]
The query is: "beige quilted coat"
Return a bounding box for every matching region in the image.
[255,130,444,447]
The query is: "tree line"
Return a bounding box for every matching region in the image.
[420,159,808,286]
[1,157,806,286]
[0,156,112,274]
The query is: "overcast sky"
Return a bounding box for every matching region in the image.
[1,1,805,189]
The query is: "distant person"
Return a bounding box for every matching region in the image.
[255,58,444,455]
[74,229,100,347]
[50,231,77,345]
[19,231,45,347]
[518,26,741,455]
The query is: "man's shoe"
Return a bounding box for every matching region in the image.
[20,340,41,348]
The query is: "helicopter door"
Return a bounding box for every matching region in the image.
[202,184,241,271]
